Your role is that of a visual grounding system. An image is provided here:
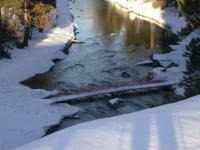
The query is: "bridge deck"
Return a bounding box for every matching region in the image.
[48,80,176,104]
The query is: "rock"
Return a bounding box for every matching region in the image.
[108,98,124,108]
[146,67,166,80]
[121,72,131,78]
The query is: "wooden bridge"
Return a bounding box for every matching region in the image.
[48,79,177,104]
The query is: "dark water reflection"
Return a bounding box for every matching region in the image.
[22,0,177,91]
[91,0,175,50]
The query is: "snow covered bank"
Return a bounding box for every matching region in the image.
[108,0,186,33]
[0,0,80,150]
[152,29,200,94]
[14,95,200,150]
[107,0,199,95]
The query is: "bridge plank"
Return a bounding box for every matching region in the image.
[48,81,176,104]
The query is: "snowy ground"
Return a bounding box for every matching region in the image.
[14,95,200,150]
[107,0,187,33]
[0,0,80,150]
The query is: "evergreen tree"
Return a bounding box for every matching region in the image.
[0,0,55,50]
[22,0,52,46]
[31,2,50,32]
[0,13,15,58]
[180,38,200,98]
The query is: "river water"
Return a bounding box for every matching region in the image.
[22,0,177,92]
[22,0,177,133]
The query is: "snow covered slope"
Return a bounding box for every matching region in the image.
[0,0,80,150]
[15,95,200,150]
[108,0,186,33]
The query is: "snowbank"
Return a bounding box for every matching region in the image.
[14,95,200,150]
[108,0,187,33]
[0,0,80,150]
[152,29,200,94]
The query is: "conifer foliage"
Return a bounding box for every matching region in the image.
[180,38,200,98]
[0,0,55,58]
[0,2,17,58]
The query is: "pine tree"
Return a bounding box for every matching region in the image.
[31,2,50,32]
[22,0,52,46]
[180,38,200,98]
[0,13,15,58]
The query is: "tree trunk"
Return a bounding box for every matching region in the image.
[23,26,30,47]
[23,0,30,47]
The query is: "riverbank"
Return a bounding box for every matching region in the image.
[108,0,200,95]
[107,0,186,33]
[0,0,80,150]
[152,29,200,94]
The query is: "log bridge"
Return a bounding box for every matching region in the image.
[48,78,177,104]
